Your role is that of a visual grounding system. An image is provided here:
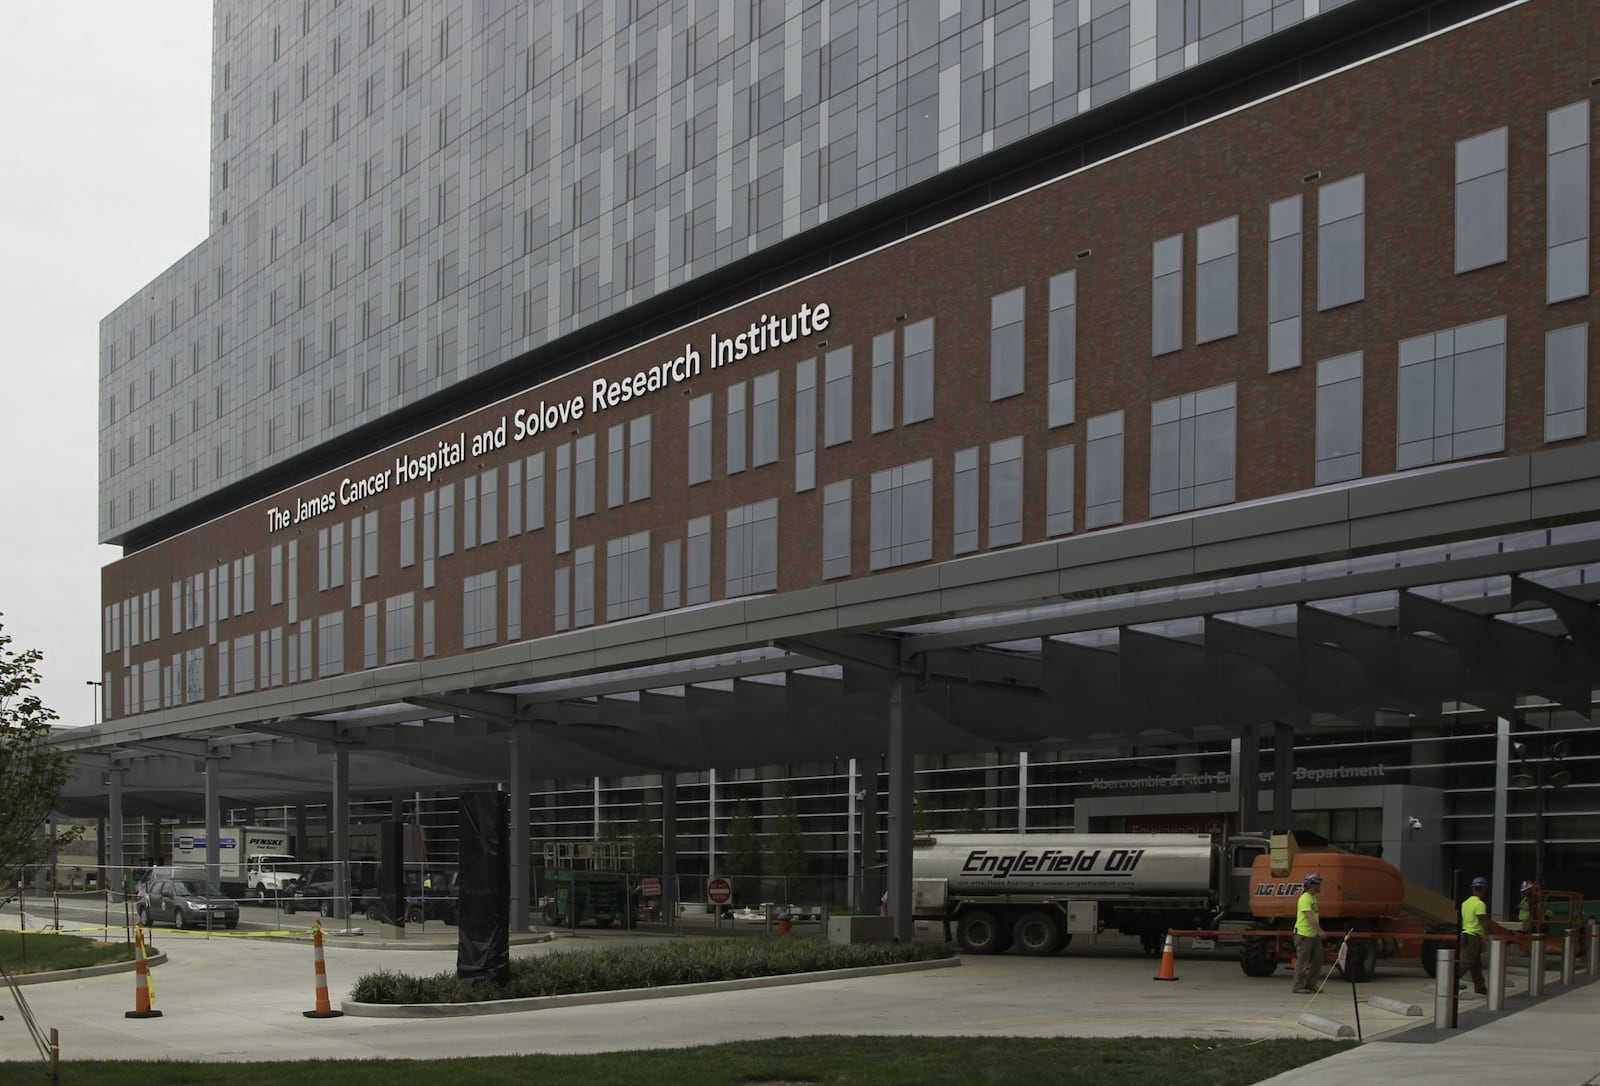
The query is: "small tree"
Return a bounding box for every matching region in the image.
[772,791,809,893]
[630,802,661,876]
[0,617,82,907]
[722,799,762,899]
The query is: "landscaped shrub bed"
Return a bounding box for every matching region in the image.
[350,936,952,1004]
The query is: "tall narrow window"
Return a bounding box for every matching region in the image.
[506,565,521,641]
[553,567,571,632]
[751,374,778,466]
[1195,216,1238,344]
[1268,196,1302,372]
[437,485,454,556]
[1047,274,1075,427]
[1046,445,1074,537]
[607,424,626,508]
[574,546,595,628]
[629,415,652,500]
[1315,353,1363,485]
[574,434,595,517]
[903,318,934,425]
[525,451,545,531]
[1547,102,1590,304]
[1085,411,1124,529]
[726,382,746,474]
[1152,235,1183,355]
[870,461,933,570]
[1544,324,1588,443]
[555,443,571,553]
[662,539,682,610]
[1150,384,1237,516]
[1397,317,1506,468]
[686,516,711,606]
[795,359,816,491]
[463,476,478,549]
[822,481,852,579]
[987,437,1023,547]
[478,471,495,545]
[1455,128,1508,274]
[824,347,852,447]
[872,332,895,432]
[1317,174,1365,310]
[688,394,712,484]
[990,288,1025,399]
[953,447,979,554]
[462,572,497,647]
[399,499,416,567]
[507,459,523,536]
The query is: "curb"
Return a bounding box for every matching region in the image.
[342,955,962,1017]
[8,950,169,987]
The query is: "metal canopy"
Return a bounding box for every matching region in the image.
[54,450,1600,817]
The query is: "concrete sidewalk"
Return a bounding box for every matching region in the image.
[1257,975,1600,1085]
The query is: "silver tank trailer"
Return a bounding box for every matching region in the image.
[914,833,1216,897]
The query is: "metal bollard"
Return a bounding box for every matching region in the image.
[1487,938,1506,1012]
[1434,948,1458,1030]
[1588,920,1598,979]
[1528,936,1545,998]
[1562,930,1576,985]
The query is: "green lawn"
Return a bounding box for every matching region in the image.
[0,1036,1350,1085]
[0,931,134,974]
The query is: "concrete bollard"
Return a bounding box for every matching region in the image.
[1366,995,1423,1016]
[1435,948,1457,1030]
[1487,938,1506,1012]
[1528,936,1545,998]
[1588,920,1598,979]
[1299,1013,1355,1039]
[1562,930,1576,986]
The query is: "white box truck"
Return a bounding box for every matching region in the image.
[171,826,300,900]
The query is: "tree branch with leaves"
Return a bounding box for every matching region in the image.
[0,616,82,910]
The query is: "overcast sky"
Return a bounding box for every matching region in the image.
[0,5,211,726]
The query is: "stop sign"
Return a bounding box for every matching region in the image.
[707,877,732,904]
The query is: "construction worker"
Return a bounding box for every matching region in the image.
[1460,875,1490,995]
[1517,881,1533,925]
[1293,872,1325,995]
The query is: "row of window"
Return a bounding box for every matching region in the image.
[108,308,1593,715]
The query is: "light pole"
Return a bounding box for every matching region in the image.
[1511,736,1571,889]
[85,679,102,726]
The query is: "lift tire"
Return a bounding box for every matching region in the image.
[1240,934,1279,977]
[1338,938,1378,983]
[405,905,425,924]
[956,910,1008,955]
[1013,910,1064,956]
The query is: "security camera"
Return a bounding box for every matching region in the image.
[1408,816,1422,831]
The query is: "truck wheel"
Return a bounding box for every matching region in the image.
[283,899,296,915]
[1013,911,1064,956]
[405,905,424,924]
[1239,933,1279,977]
[254,883,268,902]
[1338,938,1378,983]
[318,902,332,918]
[365,905,384,922]
[956,910,1008,954]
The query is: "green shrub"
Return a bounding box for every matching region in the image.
[349,937,951,1004]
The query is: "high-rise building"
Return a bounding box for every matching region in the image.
[80,0,1600,916]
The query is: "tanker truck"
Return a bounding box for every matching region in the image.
[913,831,1452,980]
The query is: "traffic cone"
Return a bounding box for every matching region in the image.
[303,920,344,1018]
[124,925,163,1018]
[1153,933,1180,981]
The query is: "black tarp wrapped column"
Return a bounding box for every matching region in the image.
[457,789,510,984]
[378,819,406,926]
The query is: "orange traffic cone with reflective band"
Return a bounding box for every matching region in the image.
[1153,933,1179,981]
[303,920,344,1018]
[125,925,163,1018]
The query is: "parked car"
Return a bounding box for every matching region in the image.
[140,877,239,930]
[284,862,381,918]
